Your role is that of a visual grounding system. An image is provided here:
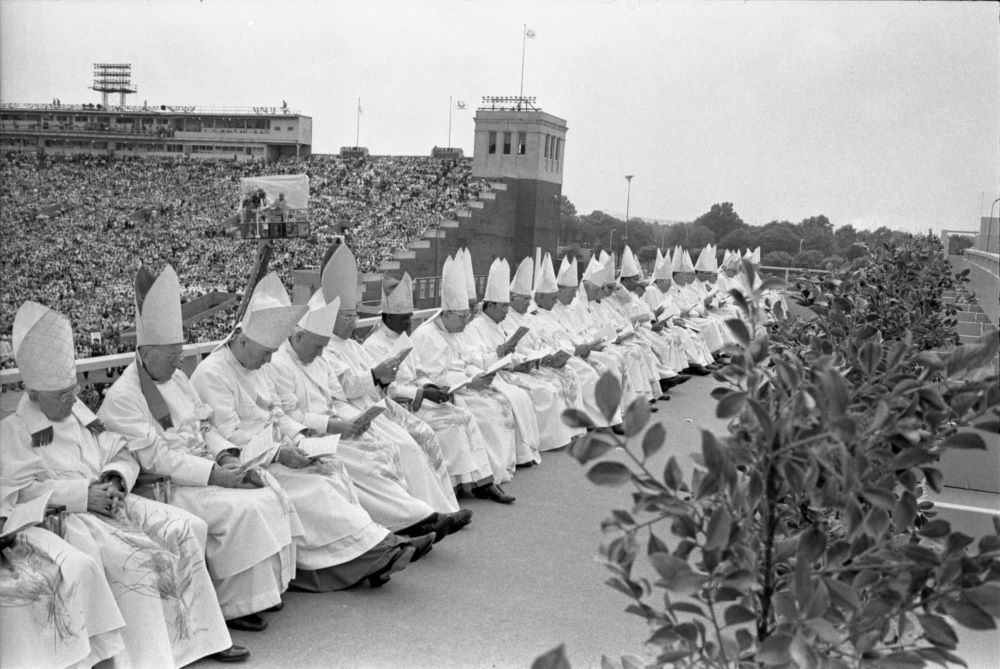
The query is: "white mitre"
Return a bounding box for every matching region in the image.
[534,253,559,293]
[620,246,641,278]
[694,245,718,272]
[653,249,672,280]
[556,255,578,287]
[484,258,511,303]
[321,243,359,310]
[13,301,77,391]
[441,255,468,311]
[135,263,184,346]
[241,272,308,349]
[510,257,533,296]
[460,247,477,302]
[298,290,340,337]
[381,272,415,314]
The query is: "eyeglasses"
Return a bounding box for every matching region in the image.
[39,385,80,403]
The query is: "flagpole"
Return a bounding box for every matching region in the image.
[448,96,452,149]
[355,97,360,148]
[519,24,527,110]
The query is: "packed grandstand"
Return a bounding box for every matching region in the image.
[0,153,490,365]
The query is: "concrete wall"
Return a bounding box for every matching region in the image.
[979,216,999,253]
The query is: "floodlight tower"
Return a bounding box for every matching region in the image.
[91,63,137,109]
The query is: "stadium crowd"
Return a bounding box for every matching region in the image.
[0,153,488,366]
[2,238,757,667]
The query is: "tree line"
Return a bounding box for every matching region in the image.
[557,198,908,269]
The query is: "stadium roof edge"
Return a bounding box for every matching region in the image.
[1,102,309,117]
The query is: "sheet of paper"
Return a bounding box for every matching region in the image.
[2,490,53,537]
[356,405,386,424]
[236,446,277,474]
[299,434,340,458]
[485,353,515,374]
[240,427,277,464]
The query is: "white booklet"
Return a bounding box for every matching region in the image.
[299,434,341,458]
[2,491,53,538]
[449,354,515,393]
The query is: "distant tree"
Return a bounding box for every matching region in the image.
[948,235,975,255]
[794,249,825,268]
[823,254,845,269]
[684,224,715,250]
[638,245,659,266]
[845,243,868,260]
[833,223,858,253]
[762,250,795,267]
[719,226,761,252]
[692,202,744,241]
[662,223,688,250]
[799,215,834,255]
[759,221,802,255]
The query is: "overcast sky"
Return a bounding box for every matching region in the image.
[2,0,997,233]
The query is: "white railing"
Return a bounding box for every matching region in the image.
[0,102,301,116]
[964,250,1000,281]
[0,309,440,388]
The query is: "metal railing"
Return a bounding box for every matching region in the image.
[239,209,310,240]
[0,102,302,116]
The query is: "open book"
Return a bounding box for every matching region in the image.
[505,325,530,350]
[449,354,514,394]
[1,491,53,538]
[299,434,341,459]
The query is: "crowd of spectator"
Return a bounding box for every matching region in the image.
[0,152,489,367]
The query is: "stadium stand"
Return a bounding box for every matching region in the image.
[0,153,490,366]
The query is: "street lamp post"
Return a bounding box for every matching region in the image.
[624,175,634,250]
[609,228,617,251]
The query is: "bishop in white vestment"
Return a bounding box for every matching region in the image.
[1,302,235,668]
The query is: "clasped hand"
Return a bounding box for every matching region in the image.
[87,481,124,517]
[421,386,452,404]
[327,416,372,438]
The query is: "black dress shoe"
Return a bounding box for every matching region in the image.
[211,645,251,663]
[448,509,473,534]
[226,614,267,632]
[684,365,711,376]
[263,601,283,613]
[397,514,439,538]
[429,515,455,543]
[515,460,536,469]
[660,374,691,390]
[472,483,515,504]
[405,532,436,562]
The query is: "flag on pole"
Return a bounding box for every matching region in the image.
[455,100,467,110]
[357,100,363,116]
[525,27,536,38]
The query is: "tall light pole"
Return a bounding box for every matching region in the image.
[609,228,617,251]
[624,175,634,251]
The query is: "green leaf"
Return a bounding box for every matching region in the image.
[595,372,622,423]
[973,418,1000,434]
[700,430,726,474]
[757,633,793,666]
[940,431,987,450]
[964,584,1000,617]
[919,518,951,539]
[705,507,733,551]
[858,339,882,376]
[865,507,890,536]
[562,408,595,429]
[710,386,732,400]
[648,552,689,581]
[587,461,632,487]
[624,398,650,437]
[531,644,571,669]
[861,486,897,511]
[922,467,944,494]
[918,614,958,649]
[568,435,615,465]
[670,601,706,617]
[797,527,826,564]
[663,456,683,490]
[669,571,707,596]
[725,318,751,347]
[647,532,668,556]
[722,569,756,592]
[942,598,996,630]
[877,651,926,668]
[641,422,665,459]
[716,391,747,419]
[723,604,756,626]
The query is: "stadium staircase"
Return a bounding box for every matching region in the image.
[932,283,1000,543]
[357,182,506,309]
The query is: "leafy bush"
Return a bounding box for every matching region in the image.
[540,234,999,669]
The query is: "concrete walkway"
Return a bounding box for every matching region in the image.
[203,374,998,668]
